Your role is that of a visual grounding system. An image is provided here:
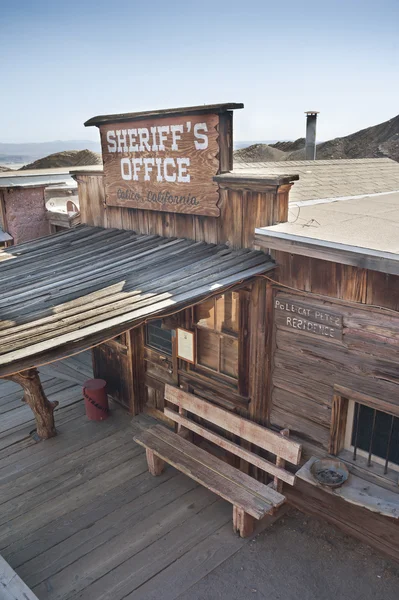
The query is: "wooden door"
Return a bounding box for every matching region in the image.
[143,319,178,424]
[92,333,134,412]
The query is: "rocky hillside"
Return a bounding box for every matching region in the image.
[20,149,102,170]
[234,144,286,162]
[235,114,399,163]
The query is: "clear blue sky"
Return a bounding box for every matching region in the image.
[1,0,398,143]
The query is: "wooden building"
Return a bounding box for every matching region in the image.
[0,103,398,561]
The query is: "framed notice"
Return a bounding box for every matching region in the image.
[177,328,195,364]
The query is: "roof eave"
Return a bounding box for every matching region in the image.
[254,228,399,276]
[84,103,244,127]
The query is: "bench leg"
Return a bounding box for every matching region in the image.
[146,449,165,476]
[233,505,255,538]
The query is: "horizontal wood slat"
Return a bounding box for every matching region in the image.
[163,408,295,485]
[164,385,301,464]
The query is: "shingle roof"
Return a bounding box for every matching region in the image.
[233,158,399,203]
[0,225,274,375]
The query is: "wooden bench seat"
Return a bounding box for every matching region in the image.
[134,385,302,537]
[136,425,285,520]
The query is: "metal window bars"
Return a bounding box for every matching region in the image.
[352,403,397,475]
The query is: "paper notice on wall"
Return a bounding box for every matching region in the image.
[177,328,195,363]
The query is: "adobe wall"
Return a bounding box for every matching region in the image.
[4,186,50,244]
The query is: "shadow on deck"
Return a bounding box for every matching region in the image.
[0,355,246,600]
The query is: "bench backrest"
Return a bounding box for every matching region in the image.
[164,384,302,487]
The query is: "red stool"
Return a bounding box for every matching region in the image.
[83,379,109,421]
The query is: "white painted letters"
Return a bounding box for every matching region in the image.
[177,158,190,182]
[158,126,170,151]
[143,158,155,182]
[121,157,132,180]
[163,158,176,182]
[170,124,184,151]
[116,130,128,152]
[107,130,117,153]
[132,158,143,181]
[127,129,138,152]
[194,123,208,149]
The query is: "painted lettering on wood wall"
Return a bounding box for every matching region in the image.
[100,114,220,216]
[274,297,343,340]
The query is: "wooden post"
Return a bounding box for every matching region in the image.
[233,505,255,538]
[3,368,58,439]
[273,428,290,493]
[146,449,165,476]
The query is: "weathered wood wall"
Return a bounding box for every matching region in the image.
[269,251,399,455]
[267,251,399,562]
[76,173,291,249]
[75,174,106,228]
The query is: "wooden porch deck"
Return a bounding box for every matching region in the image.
[0,355,247,600]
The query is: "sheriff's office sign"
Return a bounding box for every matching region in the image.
[100,113,220,216]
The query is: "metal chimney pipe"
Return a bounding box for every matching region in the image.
[305,111,319,160]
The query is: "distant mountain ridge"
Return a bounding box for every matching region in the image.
[235,114,399,163]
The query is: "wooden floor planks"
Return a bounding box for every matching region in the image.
[0,353,249,600]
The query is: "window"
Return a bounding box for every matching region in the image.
[146,319,172,355]
[345,401,399,473]
[330,389,399,480]
[193,292,239,382]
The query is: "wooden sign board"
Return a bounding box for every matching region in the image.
[274,297,343,340]
[100,114,220,216]
[177,328,195,363]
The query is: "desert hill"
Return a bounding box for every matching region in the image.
[20,149,102,170]
[0,139,101,166]
[235,114,399,163]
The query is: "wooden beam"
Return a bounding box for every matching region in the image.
[334,385,399,419]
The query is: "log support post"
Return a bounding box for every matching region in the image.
[3,368,58,439]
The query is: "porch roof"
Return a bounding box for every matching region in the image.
[0,225,274,376]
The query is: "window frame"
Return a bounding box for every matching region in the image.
[145,319,173,356]
[330,385,399,481]
[188,290,249,394]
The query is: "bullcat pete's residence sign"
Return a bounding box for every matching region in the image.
[87,104,243,217]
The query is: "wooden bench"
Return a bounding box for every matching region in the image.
[134,385,302,537]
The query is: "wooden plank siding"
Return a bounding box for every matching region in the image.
[76,173,292,249]
[263,251,399,560]
[268,252,399,455]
